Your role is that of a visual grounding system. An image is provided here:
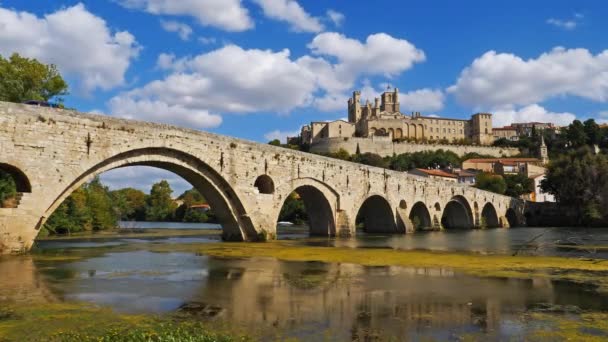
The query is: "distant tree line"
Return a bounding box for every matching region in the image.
[43,178,217,235]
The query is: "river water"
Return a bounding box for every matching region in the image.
[2,225,608,340]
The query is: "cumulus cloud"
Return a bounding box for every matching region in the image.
[399,88,445,112]
[326,9,345,27]
[0,3,140,92]
[111,32,426,128]
[309,32,426,80]
[253,0,323,33]
[116,0,253,32]
[492,104,576,128]
[448,47,608,109]
[160,20,192,40]
[264,129,300,143]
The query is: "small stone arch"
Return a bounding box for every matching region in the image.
[505,208,519,227]
[434,203,441,211]
[409,202,432,230]
[254,175,275,194]
[399,200,407,209]
[395,128,403,139]
[275,183,336,236]
[441,195,474,229]
[481,203,500,228]
[0,163,32,193]
[356,195,396,233]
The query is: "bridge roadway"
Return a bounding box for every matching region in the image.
[0,102,524,254]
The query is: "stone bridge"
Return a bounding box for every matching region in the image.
[0,102,525,254]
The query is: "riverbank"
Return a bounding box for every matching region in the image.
[36,228,223,241]
[166,241,608,292]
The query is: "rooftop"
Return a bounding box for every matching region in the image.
[464,158,540,164]
[413,168,458,178]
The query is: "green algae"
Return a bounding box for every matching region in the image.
[169,241,608,292]
[0,302,249,342]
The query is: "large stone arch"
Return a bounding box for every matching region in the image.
[356,194,396,233]
[408,201,432,230]
[481,203,500,228]
[0,163,31,193]
[273,178,339,237]
[41,147,256,241]
[441,195,474,229]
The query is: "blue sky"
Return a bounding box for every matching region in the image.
[1,0,607,194]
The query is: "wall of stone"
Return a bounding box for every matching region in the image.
[0,101,522,254]
[310,137,520,158]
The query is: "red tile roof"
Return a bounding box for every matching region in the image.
[414,168,458,178]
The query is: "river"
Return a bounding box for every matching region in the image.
[2,224,608,340]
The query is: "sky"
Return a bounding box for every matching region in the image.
[1,0,608,195]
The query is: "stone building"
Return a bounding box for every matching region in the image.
[301,88,494,145]
[492,126,519,141]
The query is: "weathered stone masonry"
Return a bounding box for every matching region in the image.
[0,102,525,254]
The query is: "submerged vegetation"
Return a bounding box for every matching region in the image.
[182,241,608,293]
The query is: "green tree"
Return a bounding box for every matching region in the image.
[145,180,177,221]
[330,148,351,161]
[504,173,534,197]
[278,192,308,225]
[268,139,281,146]
[566,120,588,148]
[0,53,68,104]
[0,170,17,207]
[475,173,507,195]
[352,152,389,168]
[541,147,608,225]
[390,150,460,171]
[86,178,117,231]
[110,188,147,220]
[584,119,601,146]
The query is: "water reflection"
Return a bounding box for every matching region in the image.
[15,244,606,340]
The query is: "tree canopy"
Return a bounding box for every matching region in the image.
[541,147,608,225]
[0,53,68,104]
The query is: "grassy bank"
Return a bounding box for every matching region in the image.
[160,241,608,292]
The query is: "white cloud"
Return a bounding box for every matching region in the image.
[116,0,253,32]
[160,20,192,40]
[399,88,445,112]
[198,36,217,45]
[0,3,140,92]
[326,9,345,27]
[264,129,300,143]
[492,104,576,128]
[448,47,608,109]
[546,18,577,30]
[112,32,426,127]
[253,0,323,33]
[547,14,583,30]
[108,96,223,129]
[308,32,425,81]
[100,166,191,195]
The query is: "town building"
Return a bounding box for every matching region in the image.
[301,88,495,146]
[492,126,519,141]
[408,168,458,183]
[462,158,542,173]
[510,122,556,137]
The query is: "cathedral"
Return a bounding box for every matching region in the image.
[301,88,494,146]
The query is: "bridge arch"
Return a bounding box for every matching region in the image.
[441,195,474,229]
[0,163,31,193]
[409,202,431,230]
[41,147,256,241]
[356,194,396,233]
[505,208,519,227]
[481,203,500,228]
[274,178,338,236]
